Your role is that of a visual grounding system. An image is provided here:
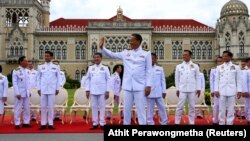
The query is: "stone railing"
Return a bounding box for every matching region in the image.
[153,25,215,33]
[36,26,87,32]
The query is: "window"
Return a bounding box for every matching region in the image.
[62,46,67,60]
[81,70,85,77]
[172,41,182,59]
[92,42,98,57]
[239,31,245,56]
[38,40,67,60]
[142,42,148,50]
[190,40,212,60]
[225,32,231,51]
[75,70,80,81]
[105,36,129,51]
[153,40,164,59]
[75,46,80,59]
[6,8,29,27]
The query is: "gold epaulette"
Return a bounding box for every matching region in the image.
[53,62,59,65]
[15,67,20,71]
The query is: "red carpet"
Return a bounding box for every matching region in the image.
[0,115,248,134]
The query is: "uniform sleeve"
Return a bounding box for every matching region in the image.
[36,66,41,91]
[145,52,152,87]
[101,47,123,60]
[105,67,111,92]
[85,67,91,91]
[209,69,215,93]
[56,65,61,90]
[3,77,8,97]
[236,66,242,92]
[201,73,205,91]
[214,66,220,92]
[241,70,248,93]
[61,71,66,86]
[161,67,167,93]
[195,65,201,90]
[80,76,86,88]
[12,70,19,96]
[175,66,180,90]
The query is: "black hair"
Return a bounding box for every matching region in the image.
[45,51,53,57]
[151,53,157,58]
[0,65,2,73]
[131,33,142,44]
[94,52,102,58]
[18,56,26,65]
[184,50,192,56]
[245,58,250,62]
[223,50,233,57]
[113,64,122,73]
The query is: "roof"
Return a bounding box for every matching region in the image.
[49,15,213,29]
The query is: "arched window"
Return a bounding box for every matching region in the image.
[196,45,201,59]
[191,45,195,59]
[62,46,67,59]
[75,45,80,59]
[81,70,85,77]
[202,45,206,59]
[39,45,43,59]
[92,42,97,57]
[142,42,148,50]
[10,46,14,56]
[75,70,80,81]
[19,46,23,56]
[15,47,18,56]
[81,45,86,59]
[239,31,245,56]
[51,45,55,55]
[172,45,177,59]
[225,32,231,51]
[208,45,212,59]
[57,45,61,59]
[154,40,164,59]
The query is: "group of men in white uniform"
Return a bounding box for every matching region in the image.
[0,51,66,129]
[0,33,250,129]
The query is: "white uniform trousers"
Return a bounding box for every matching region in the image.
[244,97,250,121]
[219,95,235,125]
[146,97,167,125]
[212,96,219,123]
[175,92,195,125]
[41,94,55,126]
[91,94,106,126]
[14,97,30,125]
[0,99,4,114]
[124,90,146,125]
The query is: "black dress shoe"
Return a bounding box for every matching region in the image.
[100,126,104,130]
[196,116,203,119]
[39,125,47,130]
[15,125,21,129]
[48,125,56,130]
[89,125,98,130]
[54,117,62,121]
[213,123,218,125]
[22,124,33,128]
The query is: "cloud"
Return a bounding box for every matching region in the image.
[49,0,250,27]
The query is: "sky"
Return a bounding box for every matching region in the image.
[49,0,250,28]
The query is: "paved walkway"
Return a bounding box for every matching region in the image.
[0,133,103,141]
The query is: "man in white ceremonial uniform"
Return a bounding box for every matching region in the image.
[85,52,110,130]
[210,56,223,125]
[12,56,32,129]
[175,50,201,125]
[214,51,241,125]
[52,60,66,121]
[100,33,152,125]
[27,60,38,121]
[0,65,8,120]
[106,64,122,119]
[146,53,167,125]
[242,58,250,124]
[195,64,205,119]
[37,51,60,130]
